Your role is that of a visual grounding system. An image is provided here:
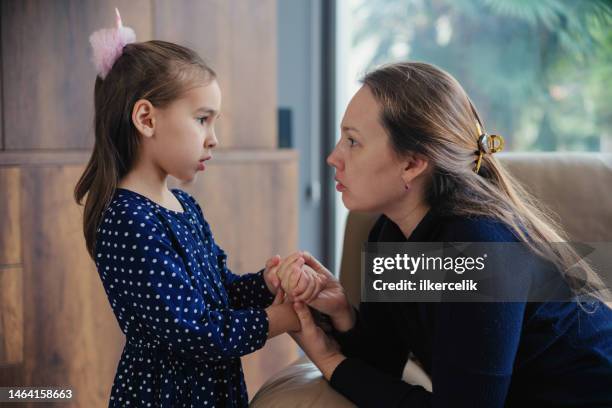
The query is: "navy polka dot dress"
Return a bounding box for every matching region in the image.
[94,188,275,407]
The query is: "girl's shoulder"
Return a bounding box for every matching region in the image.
[101,188,167,229]
[170,189,207,222]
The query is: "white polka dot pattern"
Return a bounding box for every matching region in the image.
[94,188,275,407]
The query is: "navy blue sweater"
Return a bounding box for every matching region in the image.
[330,211,612,407]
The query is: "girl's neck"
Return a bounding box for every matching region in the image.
[118,157,171,205]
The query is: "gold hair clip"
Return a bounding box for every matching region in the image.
[474,122,504,174]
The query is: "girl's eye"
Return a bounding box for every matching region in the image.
[347,137,357,147]
[197,117,209,125]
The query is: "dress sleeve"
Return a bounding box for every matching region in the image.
[329,302,526,408]
[214,245,276,309]
[95,208,270,363]
[178,189,275,309]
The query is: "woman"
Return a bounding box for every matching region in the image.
[287,62,612,407]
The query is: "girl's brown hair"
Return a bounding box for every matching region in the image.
[74,40,216,259]
[362,61,609,305]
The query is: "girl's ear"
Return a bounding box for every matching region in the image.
[132,99,156,138]
[400,152,429,185]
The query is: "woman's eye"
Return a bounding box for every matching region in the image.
[197,117,209,125]
[347,137,357,147]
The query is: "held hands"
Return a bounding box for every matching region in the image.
[263,251,352,380]
[274,252,328,303]
[263,251,355,330]
[262,252,332,339]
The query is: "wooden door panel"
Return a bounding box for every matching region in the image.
[153,0,277,149]
[1,0,153,150]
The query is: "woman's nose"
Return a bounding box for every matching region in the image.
[327,146,343,170]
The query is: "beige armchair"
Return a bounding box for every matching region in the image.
[250,153,612,407]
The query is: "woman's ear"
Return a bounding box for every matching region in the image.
[132,99,156,138]
[400,153,429,185]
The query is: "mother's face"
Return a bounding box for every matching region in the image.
[327,85,408,213]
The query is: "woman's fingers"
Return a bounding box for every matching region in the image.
[306,274,326,303]
[287,262,305,292]
[292,268,309,297]
[298,271,326,303]
[293,302,315,332]
[295,273,316,301]
[302,251,327,275]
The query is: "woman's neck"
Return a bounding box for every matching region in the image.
[386,201,430,240]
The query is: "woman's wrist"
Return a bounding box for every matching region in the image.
[330,299,356,333]
[318,352,347,381]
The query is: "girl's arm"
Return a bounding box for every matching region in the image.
[181,190,278,309]
[96,209,294,362]
[265,300,300,338]
[214,245,278,309]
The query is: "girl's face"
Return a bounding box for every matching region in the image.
[150,80,221,182]
[327,85,410,213]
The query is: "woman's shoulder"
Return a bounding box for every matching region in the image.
[369,212,521,243]
[437,213,521,243]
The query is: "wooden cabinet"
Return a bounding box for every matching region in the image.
[0,168,22,366]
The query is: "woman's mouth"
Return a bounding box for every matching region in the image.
[335,179,346,192]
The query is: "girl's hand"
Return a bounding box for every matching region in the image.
[289,302,346,381]
[292,265,328,303]
[275,251,306,295]
[263,254,281,294]
[271,287,287,305]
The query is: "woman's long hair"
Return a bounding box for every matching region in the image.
[74,40,216,259]
[362,62,609,305]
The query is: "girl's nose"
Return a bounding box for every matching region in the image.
[206,130,218,149]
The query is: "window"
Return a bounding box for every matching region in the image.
[339,0,612,152]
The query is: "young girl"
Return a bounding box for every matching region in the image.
[75,11,323,407]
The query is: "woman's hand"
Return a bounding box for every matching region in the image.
[290,302,346,381]
[301,252,356,332]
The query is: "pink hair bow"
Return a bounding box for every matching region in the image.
[89,8,136,79]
